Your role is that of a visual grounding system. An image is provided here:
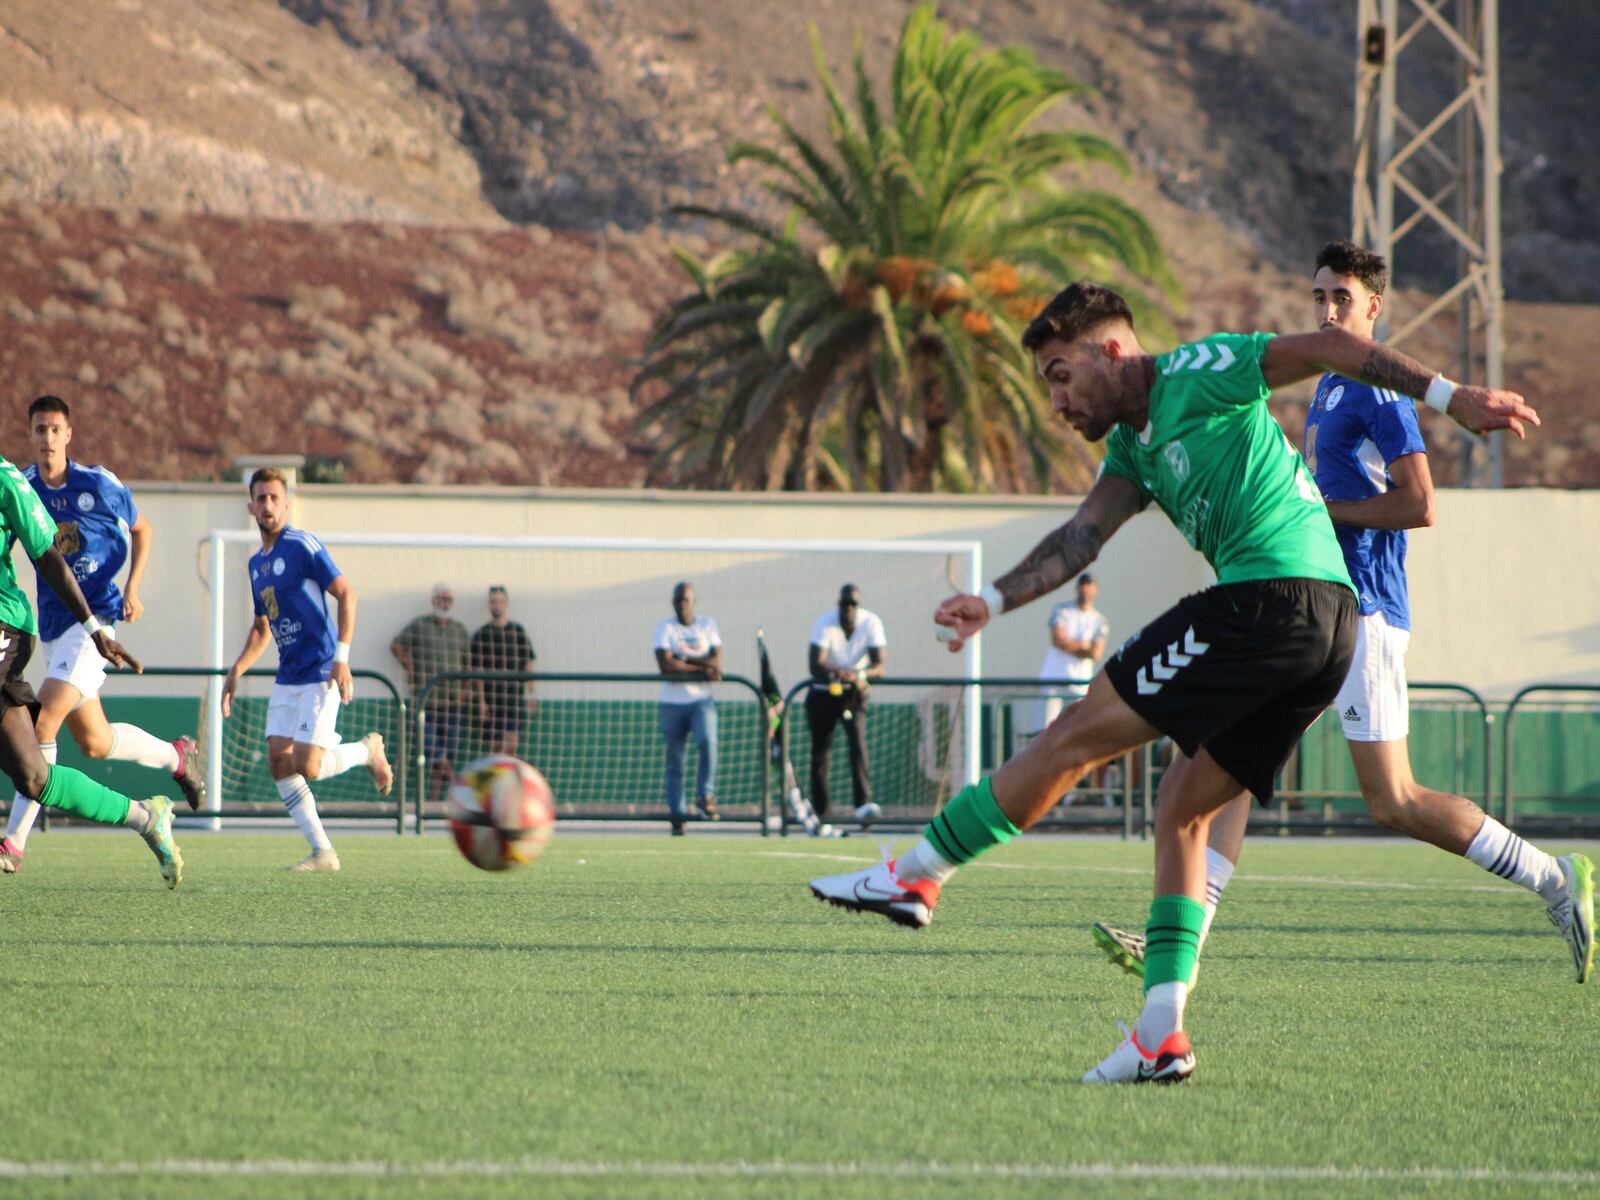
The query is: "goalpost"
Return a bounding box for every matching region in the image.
[199,532,982,821]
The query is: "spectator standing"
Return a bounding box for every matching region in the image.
[392,582,470,805]
[806,584,886,829]
[1033,573,1109,731]
[654,582,721,836]
[471,585,536,757]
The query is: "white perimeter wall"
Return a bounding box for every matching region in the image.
[12,483,1599,701]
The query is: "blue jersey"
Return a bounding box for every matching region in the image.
[248,527,342,686]
[25,461,138,643]
[1303,373,1427,629]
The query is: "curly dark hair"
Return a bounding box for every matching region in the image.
[1020,283,1135,351]
[1315,240,1388,295]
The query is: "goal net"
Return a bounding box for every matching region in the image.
[199,533,982,823]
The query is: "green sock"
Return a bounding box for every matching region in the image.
[37,764,132,828]
[1144,895,1207,991]
[924,777,1020,865]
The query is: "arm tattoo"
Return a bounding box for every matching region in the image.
[994,519,1104,613]
[1357,344,1434,398]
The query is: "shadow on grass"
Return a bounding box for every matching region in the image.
[34,936,1041,958]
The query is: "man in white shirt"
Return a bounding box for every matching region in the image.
[1031,573,1109,734]
[654,581,722,836]
[806,584,886,828]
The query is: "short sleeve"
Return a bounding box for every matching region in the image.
[653,619,672,651]
[1096,615,1110,641]
[251,573,266,618]
[1157,332,1274,408]
[866,614,887,649]
[1048,603,1071,630]
[306,543,340,590]
[809,614,832,645]
[1098,430,1150,503]
[0,460,56,560]
[1368,391,1427,465]
[396,616,422,651]
[113,479,138,528]
[469,628,488,667]
[517,626,535,662]
[704,618,722,648]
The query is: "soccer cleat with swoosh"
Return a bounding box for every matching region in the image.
[1082,1022,1194,1085]
[809,858,940,929]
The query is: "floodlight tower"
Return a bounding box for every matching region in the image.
[1351,0,1505,486]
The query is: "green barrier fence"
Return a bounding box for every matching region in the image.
[1503,685,1600,830]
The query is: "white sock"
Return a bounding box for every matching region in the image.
[122,798,152,831]
[6,741,56,850]
[310,739,369,781]
[107,723,180,772]
[1465,816,1566,904]
[277,774,332,851]
[1137,980,1189,1046]
[1200,847,1236,946]
[895,837,957,885]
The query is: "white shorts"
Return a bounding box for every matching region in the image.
[41,623,113,700]
[265,681,343,749]
[1333,611,1410,743]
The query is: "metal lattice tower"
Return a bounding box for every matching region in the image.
[1351,0,1504,486]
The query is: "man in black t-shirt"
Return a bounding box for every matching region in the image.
[470,585,536,756]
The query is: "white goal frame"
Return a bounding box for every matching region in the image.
[201,531,983,815]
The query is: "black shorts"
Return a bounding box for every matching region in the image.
[0,624,39,714]
[1103,578,1357,803]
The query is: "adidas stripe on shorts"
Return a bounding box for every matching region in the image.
[1102,578,1357,804]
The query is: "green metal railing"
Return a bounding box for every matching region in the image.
[1502,684,1600,830]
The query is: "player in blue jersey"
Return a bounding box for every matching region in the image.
[221,468,393,871]
[1092,241,1592,984]
[0,396,206,874]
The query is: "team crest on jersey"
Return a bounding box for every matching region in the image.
[75,492,95,512]
[54,521,80,556]
[1324,384,1345,411]
[1163,440,1190,483]
[261,585,280,621]
[273,558,286,576]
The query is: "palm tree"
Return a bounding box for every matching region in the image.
[632,3,1175,493]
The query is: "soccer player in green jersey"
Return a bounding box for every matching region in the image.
[0,454,183,887]
[809,281,1536,1083]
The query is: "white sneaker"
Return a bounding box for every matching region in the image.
[854,802,881,829]
[811,823,842,839]
[362,732,394,798]
[1082,1022,1194,1085]
[1547,854,1595,983]
[809,858,940,929]
[291,848,342,872]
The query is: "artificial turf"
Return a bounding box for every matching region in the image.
[3,829,1595,1199]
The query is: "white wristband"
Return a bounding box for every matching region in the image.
[80,615,103,637]
[334,641,351,664]
[1423,373,1456,414]
[978,584,1005,617]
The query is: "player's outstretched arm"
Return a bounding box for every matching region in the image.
[934,472,1142,651]
[327,576,357,703]
[32,546,141,672]
[1261,328,1539,438]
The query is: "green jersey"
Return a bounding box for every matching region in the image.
[1101,332,1353,589]
[0,454,59,636]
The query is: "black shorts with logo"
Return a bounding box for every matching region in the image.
[1103,578,1357,803]
[0,623,40,715]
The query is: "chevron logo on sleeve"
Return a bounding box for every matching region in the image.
[1162,342,1237,376]
[1135,627,1211,695]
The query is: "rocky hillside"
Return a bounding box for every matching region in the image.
[0,0,1593,488]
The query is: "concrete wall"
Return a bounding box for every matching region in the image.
[12,483,1598,701]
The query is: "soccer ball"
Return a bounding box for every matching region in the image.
[446,755,556,871]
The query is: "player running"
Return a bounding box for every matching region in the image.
[0,395,204,874]
[1089,242,1593,985]
[809,281,1537,1083]
[0,452,182,886]
[222,468,392,871]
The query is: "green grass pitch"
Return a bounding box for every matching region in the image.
[3,830,1596,1199]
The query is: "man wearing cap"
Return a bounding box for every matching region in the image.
[392,582,470,806]
[1032,572,1109,734]
[806,584,887,829]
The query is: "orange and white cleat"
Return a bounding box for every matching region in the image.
[1082,1022,1194,1085]
[809,858,940,929]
